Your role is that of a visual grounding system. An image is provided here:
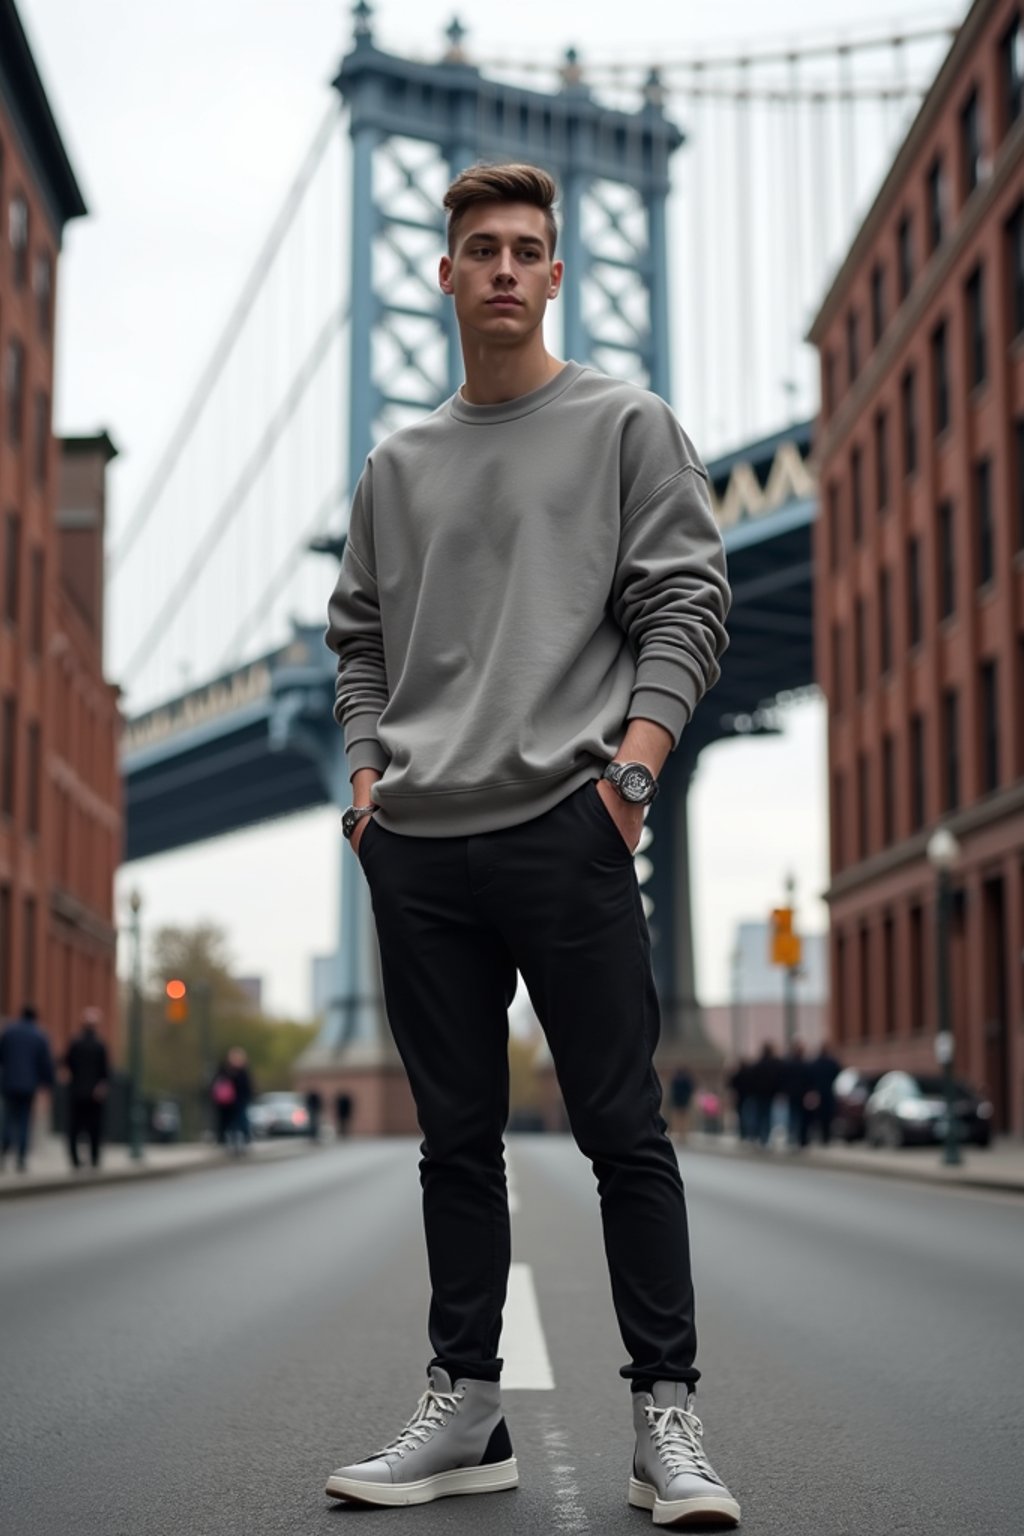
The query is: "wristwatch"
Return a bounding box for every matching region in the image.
[602,760,659,806]
[342,805,376,840]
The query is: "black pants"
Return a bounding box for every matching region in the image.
[2,1092,33,1165]
[68,1098,104,1168]
[358,779,698,1389]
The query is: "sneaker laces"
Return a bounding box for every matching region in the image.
[373,1385,463,1459]
[645,1403,720,1484]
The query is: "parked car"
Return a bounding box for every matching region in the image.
[864,1071,993,1149]
[249,1092,310,1138]
[831,1068,885,1142]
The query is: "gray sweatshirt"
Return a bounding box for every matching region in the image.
[325,361,730,837]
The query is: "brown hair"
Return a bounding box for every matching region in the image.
[443,162,559,256]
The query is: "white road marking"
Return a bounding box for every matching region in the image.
[499,1262,555,1390]
[541,1415,589,1531]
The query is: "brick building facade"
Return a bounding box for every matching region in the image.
[0,1,122,1060]
[809,0,1024,1131]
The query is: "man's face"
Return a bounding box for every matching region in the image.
[439,202,563,345]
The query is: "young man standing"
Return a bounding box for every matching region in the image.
[324,163,739,1529]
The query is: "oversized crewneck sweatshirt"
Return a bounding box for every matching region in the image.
[325,361,730,837]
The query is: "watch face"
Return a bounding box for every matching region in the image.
[619,765,653,803]
[342,809,357,839]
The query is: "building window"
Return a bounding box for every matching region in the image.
[851,445,864,542]
[910,713,926,830]
[22,895,36,1005]
[909,903,924,1034]
[976,458,994,587]
[26,720,40,835]
[1,696,16,818]
[931,319,950,434]
[835,931,847,1041]
[857,752,870,859]
[883,916,896,1037]
[1016,422,1024,553]
[824,349,838,418]
[960,88,984,196]
[965,264,987,389]
[943,688,960,811]
[833,770,847,870]
[855,596,867,694]
[897,211,914,300]
[908,535,922,645]
[901,367,917,477]
[32,391,49,488]
[882,733,896,844]
[1007,201,1024,338]
[980,660,999,791]
[9,194,28,288]
[939,498,956,617]
[0,885,10,1015]
[857,925,870,1039]
[32,251,53,340]
[29,548,43,658]
[3,511,19,625]
[880,567,892,673]
[871,262,886,344]
[927,155,947,252]
[831,621,844,710]
[874,409,889,513]
[828,481,841,572]
[846,307,861,385]
[5,340,25,447]
[1002,11,1023,132]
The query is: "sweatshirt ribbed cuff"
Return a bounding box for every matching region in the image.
[342,713,390,776]
[628,659,705,749]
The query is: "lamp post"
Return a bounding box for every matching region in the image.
[783,871,798,1050]
[127,889,145,1162]
[926,826,962,1168]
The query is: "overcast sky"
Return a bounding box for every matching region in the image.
[18,0,962,1021]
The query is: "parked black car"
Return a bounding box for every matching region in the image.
[864,1071,993,1149]
[831,1068,885,1142]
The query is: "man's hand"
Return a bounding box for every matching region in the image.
[595,779,646,854]
[351,813,375,858]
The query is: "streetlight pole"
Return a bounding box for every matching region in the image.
[927,827,962,1168]
[128,890,145,1162]
[783,871,798,1049]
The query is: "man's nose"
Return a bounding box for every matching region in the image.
[493,249,516,283]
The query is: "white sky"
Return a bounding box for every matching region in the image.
[18,0,961,1016]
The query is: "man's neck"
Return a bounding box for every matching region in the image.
[459,340,566,406]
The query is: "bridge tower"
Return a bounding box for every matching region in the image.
[292,4,714,1123]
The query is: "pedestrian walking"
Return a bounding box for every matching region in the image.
[728,1058,755,1141]
[784,1040,812,1149]
[334,1092,353,1137]
[749,1043,783,1147]
[668,1066,695,1140]
[225,1047,253,1151]
[210,1058,237,1146]
[323,163,738,1527]
[809,1043,842,1145]
[62,1007,110,1170]
[0,1005,55,1173]
[305,1088,323,1141]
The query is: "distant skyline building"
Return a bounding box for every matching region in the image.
[0,1,122,1057]
[702,922,828,1063]
[810,0,1024,1132]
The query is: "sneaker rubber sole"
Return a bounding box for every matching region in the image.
[629,1474,741,1528]
[326,1456,518,1506]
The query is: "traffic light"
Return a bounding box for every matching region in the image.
[164,978,189,1023]
[769,908,802,969]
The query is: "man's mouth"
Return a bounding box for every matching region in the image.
[487,296,522,307]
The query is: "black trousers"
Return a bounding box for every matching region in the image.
[68,1098,104,1167]
[358,779,698,1389]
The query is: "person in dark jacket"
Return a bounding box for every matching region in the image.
[808,1044,842,1144]
[728,1059,754,1141]
[63,1008,110,1170]
[748,1043,783,1147]
[783,1040,812,1149]
[225,1046,254,1152]
[0,1005,55,1172]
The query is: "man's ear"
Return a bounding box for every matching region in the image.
[438,254,454,295]
[548,258,565,300]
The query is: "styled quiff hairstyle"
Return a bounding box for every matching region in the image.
[443,162,559,256]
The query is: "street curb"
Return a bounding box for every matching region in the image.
[0,1141,317,1201]
[683,1136,1024,1197]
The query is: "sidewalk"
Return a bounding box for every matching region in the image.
[0,1134,317,1200]
[684,1129,1024,1194]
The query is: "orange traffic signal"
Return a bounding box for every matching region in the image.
[165,978,189,1022]
[769,909,802,969]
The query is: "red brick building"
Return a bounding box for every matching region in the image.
[809,0,1024,1131]
[0,1,122,1060]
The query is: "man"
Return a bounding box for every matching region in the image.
[809,1042,842,1145]
[668,1066,695,1141]
[784,1039,811,1150]
[0,1005,55,1173]
[63,1008,110,1170]
[749,1042,783,1148]
[323,163,738,1528]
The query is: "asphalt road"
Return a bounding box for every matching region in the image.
[1,1137,1022,1536]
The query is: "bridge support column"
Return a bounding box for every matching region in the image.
[645,733,719,1071]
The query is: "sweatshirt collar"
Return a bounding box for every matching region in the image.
[449,361,583,425]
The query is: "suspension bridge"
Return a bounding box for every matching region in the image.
[112,5,958,1105]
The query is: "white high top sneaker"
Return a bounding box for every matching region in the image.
[629,1382,741,1528]
[325,1367,518,1507]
